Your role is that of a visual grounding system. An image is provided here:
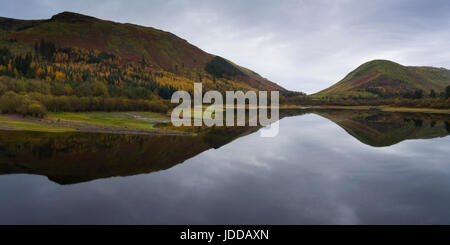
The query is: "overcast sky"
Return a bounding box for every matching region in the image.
[1,0,450,94]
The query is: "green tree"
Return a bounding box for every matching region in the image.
[0,82,6,95]
[413,89,423,99]
[38,40,56,60]
[13,53,32,76]
[0,47,12,67]
[0,91,22,113]
[92,81,109,97]
[17,99,47,118]
[429,89,436,98]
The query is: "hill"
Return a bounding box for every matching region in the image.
[313,60,450,98]
[0,12,287,112]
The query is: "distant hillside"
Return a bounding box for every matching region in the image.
[0,11,286,96]
[313,60,450,98]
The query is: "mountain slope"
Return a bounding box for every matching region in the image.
[314,60,450,98]
[0,11,285,93]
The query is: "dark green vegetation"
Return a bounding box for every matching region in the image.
[290,96,450,109]
[205,56,245,78]
[0,83,169,118]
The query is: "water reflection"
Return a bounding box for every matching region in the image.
[0,110,449,224]
[0,127,259,185]
[0,110,449,185]
[313,110,450,147]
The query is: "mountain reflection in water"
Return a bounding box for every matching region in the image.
[0,110,449,185]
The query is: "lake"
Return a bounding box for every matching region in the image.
[0,110,449,224]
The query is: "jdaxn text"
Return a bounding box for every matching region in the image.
[171,83,279,137]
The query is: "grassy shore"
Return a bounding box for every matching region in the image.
[0,105,449,134]
[48,112,163,130]
[0,112,187,135]
[0,115,76,132]
[280,105,450,114]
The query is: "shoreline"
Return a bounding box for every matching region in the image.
[281,105,450,114]
[0,106,449,134]
[0,114,193,136]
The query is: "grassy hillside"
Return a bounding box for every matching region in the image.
[313,60,450,98]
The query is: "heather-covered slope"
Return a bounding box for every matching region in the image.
[314,60,450,98]
[0,11,285,93]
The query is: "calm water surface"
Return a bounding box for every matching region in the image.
[0,111,449,224]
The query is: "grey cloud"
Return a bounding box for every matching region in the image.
[1,0,449,93]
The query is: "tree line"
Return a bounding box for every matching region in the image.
[0,42,178,100]
[292,96,450,109]
[0,41,181,117]
[0,90,169,118]
[402,87,450,100]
